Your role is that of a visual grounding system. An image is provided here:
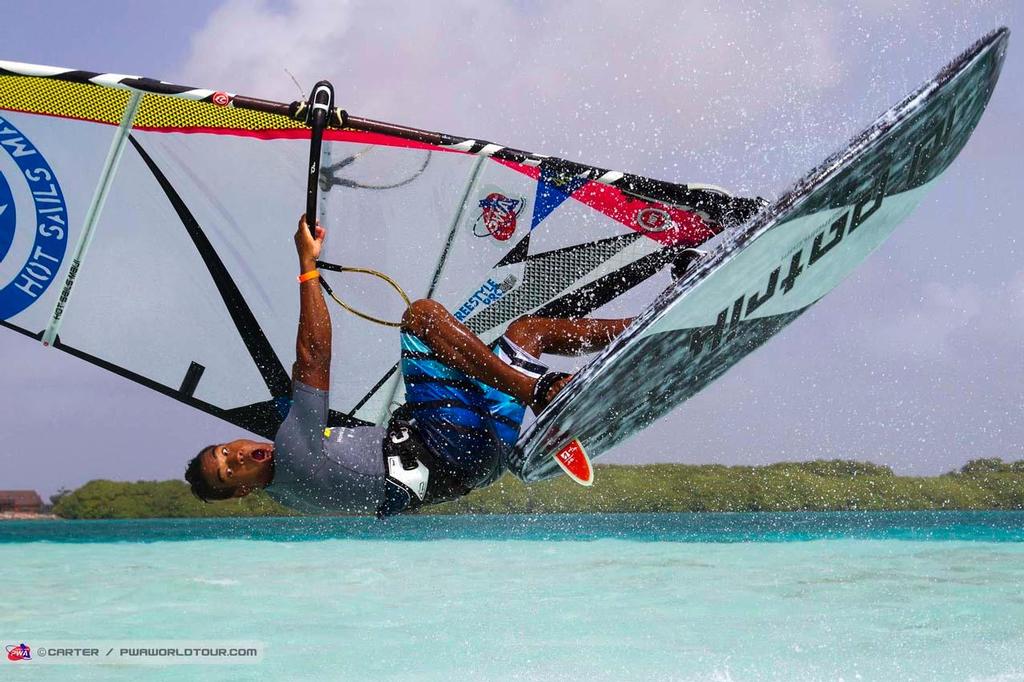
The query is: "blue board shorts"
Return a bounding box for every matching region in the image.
[400,333,548,486]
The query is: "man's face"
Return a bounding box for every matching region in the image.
[199,439,274,497]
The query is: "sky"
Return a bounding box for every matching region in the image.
[1,1,1021,497]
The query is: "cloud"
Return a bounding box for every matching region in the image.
[179,1,865,191]
[858,269,1024,362]
[179,1,1014,196]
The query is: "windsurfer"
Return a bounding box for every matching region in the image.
[185,215,632,516]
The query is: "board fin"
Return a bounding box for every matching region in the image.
[553,438,593,486]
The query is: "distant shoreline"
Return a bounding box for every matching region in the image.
[40,458,1024,519]
[0,512,57,520]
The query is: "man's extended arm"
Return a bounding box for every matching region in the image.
[293,215,331,390]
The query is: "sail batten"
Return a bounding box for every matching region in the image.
[42,91,142,347]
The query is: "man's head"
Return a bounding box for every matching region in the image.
[185,439,275,502]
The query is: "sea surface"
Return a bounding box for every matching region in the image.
[2,512,1023,681]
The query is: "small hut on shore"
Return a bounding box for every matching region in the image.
[0,490,43,513]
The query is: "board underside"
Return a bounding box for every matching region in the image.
[512,28,1009,483]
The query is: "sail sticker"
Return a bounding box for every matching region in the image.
[637,207,673,232]
[0,113,67,320]
[473,189,526,241]
[553,438,593,486]
[454,275,518,322]
[570,182,717,247]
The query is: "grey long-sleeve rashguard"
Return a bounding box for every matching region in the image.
[266,380,387,515]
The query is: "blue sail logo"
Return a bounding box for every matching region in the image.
[0,114,68,320]
[0,171,15,262]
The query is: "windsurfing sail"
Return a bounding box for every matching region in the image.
[0,60,758,439]
[511,28,1010,483]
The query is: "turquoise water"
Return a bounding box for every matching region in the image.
[3,512,1024,680]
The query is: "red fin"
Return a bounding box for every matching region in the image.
[553,438,593,486]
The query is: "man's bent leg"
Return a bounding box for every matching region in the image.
[504,315,633,409]
[402,299,536,405]
[402,299,634,409]
[504,316,634,358]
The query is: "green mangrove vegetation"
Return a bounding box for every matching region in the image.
[49,458,1024,519]
[51,480,294,519]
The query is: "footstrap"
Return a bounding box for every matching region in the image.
[531,371,571,408]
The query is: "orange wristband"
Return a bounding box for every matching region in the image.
[297,269,320,283]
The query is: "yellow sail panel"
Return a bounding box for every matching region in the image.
[0,74,302,132]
